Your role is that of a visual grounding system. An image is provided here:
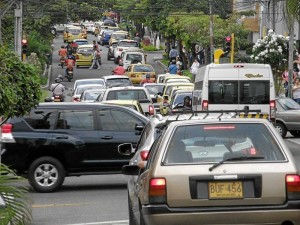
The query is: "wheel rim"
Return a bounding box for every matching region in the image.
[34,163,58,187]
[275,125,283,135]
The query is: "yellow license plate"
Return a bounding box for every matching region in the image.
[208,181,243,199]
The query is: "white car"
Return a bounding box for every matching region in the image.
[72,84,106,102]
[100,86,155,116]
[73,78,106,91]
[113,39,140,64]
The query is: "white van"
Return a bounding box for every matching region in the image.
[120,49,146,70]
[193,63,276,121]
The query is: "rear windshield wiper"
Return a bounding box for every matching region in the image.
[208,155,264,172]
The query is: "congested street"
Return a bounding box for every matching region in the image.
[27,33,300,225]
[2,1,300,225]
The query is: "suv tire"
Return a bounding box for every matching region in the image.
[28,157,65,193]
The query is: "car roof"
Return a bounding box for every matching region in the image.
[103,100,140,104]
[143,83,165,87]
[118,39,138,43]
[74,39,88,42]
[75,84,105,90]
[102,75,130,80]
[105,86,147,91]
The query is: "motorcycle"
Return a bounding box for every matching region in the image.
[66,67,74,82]
[53,95,63,102]
[60,57,65,68]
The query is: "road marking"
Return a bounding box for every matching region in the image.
[65,220,128,225]
[32,203,89,208]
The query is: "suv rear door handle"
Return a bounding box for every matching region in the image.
[101,136,113,140]
[56,136,68,139]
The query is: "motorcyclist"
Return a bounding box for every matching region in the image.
[58,45,67,67]
[140,74,154,85]
[112,62,126,75]
[49,76,65,101]
[65,55,76,77]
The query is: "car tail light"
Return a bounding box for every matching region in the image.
[270,100,276,121]
[286,175,300,199]
[76,55,79,59]
[202,100,208,111]
[140,150,149,161]
[131,74,136,78]
[204,125,235,130]
[118,48,123,51]
[0,123,15,143]
[149,178,166,204]
[150,74,155,78]
[73,97,80,102]
[149,105,155,115]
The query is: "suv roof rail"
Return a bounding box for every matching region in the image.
[167,108,262,122]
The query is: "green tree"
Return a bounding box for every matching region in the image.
[0,46,41,121]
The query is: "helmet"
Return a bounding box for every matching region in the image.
[57,74,63,80]
[146,74,151,79]
[61,45,65,48]
[55,78,61,83]
[119,62,124,66]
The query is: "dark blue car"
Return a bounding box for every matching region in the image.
[100,30,113,46]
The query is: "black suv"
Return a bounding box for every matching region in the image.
[0,103,148,192]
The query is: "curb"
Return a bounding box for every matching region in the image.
[41,65,52,89]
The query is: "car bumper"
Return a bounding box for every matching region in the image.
[76,60,92,66]
[142,201,300,225]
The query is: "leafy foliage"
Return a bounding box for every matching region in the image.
[0,164,32,225]
[0,46,41,120]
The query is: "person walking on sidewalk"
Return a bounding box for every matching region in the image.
[168,60,178,74]
[169,46,179,62]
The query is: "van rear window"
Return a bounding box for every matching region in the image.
[209,80,269,104]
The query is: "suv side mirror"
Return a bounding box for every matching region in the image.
[118,143,134,155]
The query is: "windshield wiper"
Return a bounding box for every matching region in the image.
[208,155,264,172]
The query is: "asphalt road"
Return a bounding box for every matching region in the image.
[31,34,300,225]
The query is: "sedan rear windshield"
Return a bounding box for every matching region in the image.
[119,41,138,47]
[132,65,154,72]
[107,90,147,100]
[105,78,132,87]
[77,48,94,54]
[163,123,285,165]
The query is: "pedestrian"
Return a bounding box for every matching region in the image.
[134,33,141,47]
[93,40,99,51]
[169,46,179,62]
[176,56,183,75]
[282,69,297,97]
[292,77,300,104]
[90,47,101,70]
[190,58,200,82]
[293,55,300,76]
[168,60,178,74]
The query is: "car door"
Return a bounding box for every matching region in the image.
[96,106,146,170]
[52,108,100,170]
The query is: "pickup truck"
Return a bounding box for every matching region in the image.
[100,86,155,116]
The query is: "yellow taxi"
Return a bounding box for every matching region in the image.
[125,64,156,84]
[109,30,129,46]
[63,26,82,43]
[75,44,94,68]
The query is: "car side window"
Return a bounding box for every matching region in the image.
[24,109,57,130]
[55,110,94,130]
[135,122,151,151]
[98,109,143,132]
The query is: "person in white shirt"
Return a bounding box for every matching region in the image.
[190,58,200,82]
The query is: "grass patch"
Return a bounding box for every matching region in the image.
[40,89,49,102]
[40,75,48,86]
[161,59,169,67]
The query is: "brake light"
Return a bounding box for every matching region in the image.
[233,65,244,68]
[270,100,276,121]
[118,48,123,51]
[73,98,80,102]
[140,150,149,161]
[149,105,155,115]
[204,125,235,130]
[76,55,79,59]
[0,123,15,143]
[131,74,136,78]
[202,100,208,110]
[1,124,13,133]
[149,178,166,204]
[286,175,300,199]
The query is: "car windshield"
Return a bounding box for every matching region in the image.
[82,91,103,101]
[171,93,193,106]
[75,85,105,95]
[277,98,300,110]
[144,85,164,95]
[133,65,154,72]
[75,80,105,90]
[105,78,132,87]
[163,123,285,165]
[77,48,94,54]
[107,90,147,100]
[69,29,81,35]
[126,54,142,62]
[113,34,127,40]
[75,41,88,45]
[119,41,138,47]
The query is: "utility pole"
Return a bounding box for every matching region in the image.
[288,19,294,98]
[272,0,276,32]
[209,0,214,64]
[0,0,15,45]
[14,0,22,60]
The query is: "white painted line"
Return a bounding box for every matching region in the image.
[65,220,128,225]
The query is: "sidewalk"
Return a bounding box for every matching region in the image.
[145,50,167,74]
